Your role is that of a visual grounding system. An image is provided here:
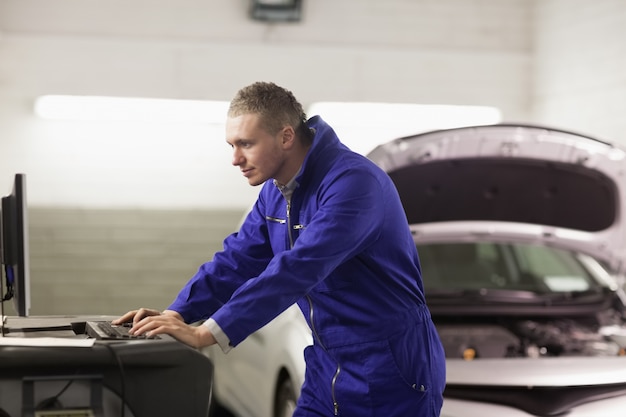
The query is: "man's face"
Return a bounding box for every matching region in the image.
[225,113,288,186]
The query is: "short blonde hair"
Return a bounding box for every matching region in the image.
[228,82,311,142]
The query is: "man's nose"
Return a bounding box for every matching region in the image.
[232,149,244,166]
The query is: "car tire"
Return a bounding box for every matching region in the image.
[274,377,298,417]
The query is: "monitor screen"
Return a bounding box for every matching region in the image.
[1,173,31,317]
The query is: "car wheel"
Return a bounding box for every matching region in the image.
[274,377,297,417]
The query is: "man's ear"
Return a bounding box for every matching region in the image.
[281,126,296,148]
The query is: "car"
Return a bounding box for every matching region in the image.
[206,302,310,417]
[204,123,626,417]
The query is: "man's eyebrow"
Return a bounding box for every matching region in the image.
[228,138,252,146]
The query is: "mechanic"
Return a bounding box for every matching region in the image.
[114,81,446,416]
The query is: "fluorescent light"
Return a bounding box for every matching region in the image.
[307,102,502,155]
[34,95,230,124]
[33,95,501,156]
[307,102,501,129]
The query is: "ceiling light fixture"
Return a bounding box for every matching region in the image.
[250,0,303,22]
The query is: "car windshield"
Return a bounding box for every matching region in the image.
[417,242,605,294]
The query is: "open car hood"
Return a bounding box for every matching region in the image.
[367,124,626,272]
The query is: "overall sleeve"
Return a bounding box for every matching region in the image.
[211,167,386,346]
[167,197,275,323]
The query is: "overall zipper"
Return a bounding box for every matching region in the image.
[285,197,341,415]
[307,294,341,415]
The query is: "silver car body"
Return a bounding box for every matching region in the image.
[205,124,626,417]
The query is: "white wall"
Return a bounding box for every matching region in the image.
[532,0,626,143]
[0,0,532,209]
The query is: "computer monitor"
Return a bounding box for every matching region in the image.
[1,173,31,317]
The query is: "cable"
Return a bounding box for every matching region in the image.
[35,378,75,410]
[102,342,127,417]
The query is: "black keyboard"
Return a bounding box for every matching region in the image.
[84,321,161,340]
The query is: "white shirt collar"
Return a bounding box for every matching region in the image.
[273,167,301,200]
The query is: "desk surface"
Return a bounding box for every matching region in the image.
[0,315,214,417]
[1,315,192,366]
[3,314,115,335]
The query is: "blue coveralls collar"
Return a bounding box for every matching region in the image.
[290,115,344,188]
[272,115,335,197]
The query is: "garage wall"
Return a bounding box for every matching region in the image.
[532,0,626,143]
[27,207,244,316]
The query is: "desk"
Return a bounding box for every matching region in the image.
[0,316,213,417]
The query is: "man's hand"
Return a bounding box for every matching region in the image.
[128,313,217,348]
[112,307,170,325]
[111,308,215,348]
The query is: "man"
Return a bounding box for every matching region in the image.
[114,81,446,416]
